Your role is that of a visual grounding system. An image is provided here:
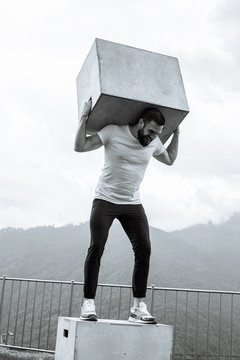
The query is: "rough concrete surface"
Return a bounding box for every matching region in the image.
[0,347,54,360]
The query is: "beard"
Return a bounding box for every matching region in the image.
[137,128,153,147]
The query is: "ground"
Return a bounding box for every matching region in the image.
[0,347,54,360]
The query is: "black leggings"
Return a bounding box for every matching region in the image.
[84,199,151,299]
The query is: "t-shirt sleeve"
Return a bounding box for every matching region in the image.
[153,137,165,156]
[97,125,116,145]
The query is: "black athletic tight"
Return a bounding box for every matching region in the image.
[84,198,151,299]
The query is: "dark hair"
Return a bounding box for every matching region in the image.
[141,108,165,126]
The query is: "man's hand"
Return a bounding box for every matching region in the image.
[75,97,103,152]
[82,98,92,118]
[153,126,180,165]
[174,126,180,135]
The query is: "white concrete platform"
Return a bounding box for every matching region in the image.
[76,38,189,143]
[55,317,173,360]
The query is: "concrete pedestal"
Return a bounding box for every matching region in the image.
[76,38,189,143]
[55,317,173,360]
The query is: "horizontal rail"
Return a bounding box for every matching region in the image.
[1,276,240,295]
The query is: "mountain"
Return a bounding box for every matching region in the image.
[1,213,240,291]
[170,212,240,290]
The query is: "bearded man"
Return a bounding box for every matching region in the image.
[74,99,180,324]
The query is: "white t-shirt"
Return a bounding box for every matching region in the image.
[94,125,165,204]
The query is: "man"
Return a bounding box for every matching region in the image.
[74,99,180,324]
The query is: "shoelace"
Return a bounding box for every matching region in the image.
[83,301,95,311]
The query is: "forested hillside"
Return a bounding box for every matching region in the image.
[1,213,240,291]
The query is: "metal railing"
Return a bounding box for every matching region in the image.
[0,275,240,359]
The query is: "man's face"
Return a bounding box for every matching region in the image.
[137,120,164,147]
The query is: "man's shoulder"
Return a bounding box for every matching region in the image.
[103,124,127,130]
[98,124,128,136]
[152,136,165,155]
[99,124,119,132]
[153,136,163,145]
[97,124,121,144]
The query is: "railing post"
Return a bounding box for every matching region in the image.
[68,280,74,317]
[150,284,155,315]
[0,275,7,344]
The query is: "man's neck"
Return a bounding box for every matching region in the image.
[128,124,138,139]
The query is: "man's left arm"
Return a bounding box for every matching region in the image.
[153,127,180,166]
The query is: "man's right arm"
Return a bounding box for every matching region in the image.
[74,99,103,152]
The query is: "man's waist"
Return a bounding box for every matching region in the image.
[94,185,141,204]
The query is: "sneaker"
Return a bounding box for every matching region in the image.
[128,302,157,324]
[80,299,97,321]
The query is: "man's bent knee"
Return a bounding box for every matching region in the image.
[134,243,151,262]
[86,242,105,261]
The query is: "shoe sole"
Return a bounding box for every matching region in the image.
[128,316,157,324]
[80,315,98,321]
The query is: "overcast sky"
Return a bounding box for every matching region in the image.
[0,0,240,231]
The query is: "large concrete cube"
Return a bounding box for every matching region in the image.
[55,317,173,360]
[76,38,189,143]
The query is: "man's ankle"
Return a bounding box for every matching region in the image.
[84,298,94,303]
[133,297,145,308]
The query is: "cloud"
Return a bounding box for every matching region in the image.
[141,169,240,231]
[0,0,240,230]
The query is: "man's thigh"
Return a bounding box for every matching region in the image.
[117,204,150,245]
[89,199,117,245]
